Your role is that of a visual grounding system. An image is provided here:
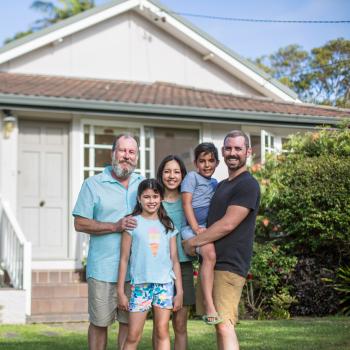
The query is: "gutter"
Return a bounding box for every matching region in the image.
[0,93,345,127]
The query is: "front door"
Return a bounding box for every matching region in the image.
[18,121,69,259]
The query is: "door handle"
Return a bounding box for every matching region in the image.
[39,200,45,207]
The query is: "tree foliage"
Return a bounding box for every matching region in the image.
[252,123,350,315]
[255,38,350,107]
[255,124,350,259]
[4,0,95,44]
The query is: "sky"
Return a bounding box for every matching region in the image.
[0,0,349,59]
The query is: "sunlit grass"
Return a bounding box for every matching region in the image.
[0,317,349,349]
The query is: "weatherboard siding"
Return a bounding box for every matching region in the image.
[2,11,262,98]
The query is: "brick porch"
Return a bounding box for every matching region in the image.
[28,270,88,323]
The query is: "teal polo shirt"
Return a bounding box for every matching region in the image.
[163,198,191,263]
[73,166,143,282]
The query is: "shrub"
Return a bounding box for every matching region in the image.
[245,243,297,318]
[286,124,350,158]
[334,265,350,315]
[324,265,350,316]
[266,155,350,257]
[255,125,350,259]
[252,124,350,315]
[270,288,297,319]
[290,256,340,316]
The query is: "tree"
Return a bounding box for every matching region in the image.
[4,0,95,44]
[255,44,310,93]
[309,38,350,107]
[255,38,350,107]
[4,30,35,45]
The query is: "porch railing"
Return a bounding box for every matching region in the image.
[0,197,32,316]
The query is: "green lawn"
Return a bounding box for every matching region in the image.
[0,317,349,350]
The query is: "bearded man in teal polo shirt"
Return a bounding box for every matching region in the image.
[73,133,143,350]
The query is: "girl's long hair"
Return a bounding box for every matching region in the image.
[156,155,187,192]
[131,178,174,233]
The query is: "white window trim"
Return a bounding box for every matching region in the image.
[261,129,283,163]
[81,119,149,177]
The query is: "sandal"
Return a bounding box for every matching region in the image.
[202,314,223,325]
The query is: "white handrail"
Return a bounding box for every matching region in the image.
[1,201,27,244]
[0,197,32,316]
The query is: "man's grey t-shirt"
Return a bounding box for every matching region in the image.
[208,171,260,278]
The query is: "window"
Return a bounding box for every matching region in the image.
[83,124,153,178]
[261,130,287,163]
[153,127,200,172]
[83,124,199,179]
[250,135,262,163]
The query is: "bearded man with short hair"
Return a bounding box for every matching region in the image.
[73,134,143,350]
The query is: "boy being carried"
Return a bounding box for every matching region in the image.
[181,142,221,325]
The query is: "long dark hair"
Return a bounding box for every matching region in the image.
[131,179,174,233]
[156,155,187,192]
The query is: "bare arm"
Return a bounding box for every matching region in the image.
[182,192,203,234]
[170,236,183,311]
[74,215,137,235]
[183,205,250,255]
[117,231,132,311]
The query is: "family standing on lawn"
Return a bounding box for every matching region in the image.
[73,130,260,350]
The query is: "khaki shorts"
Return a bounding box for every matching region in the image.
[88,278,131,327]
[196,270,246,325]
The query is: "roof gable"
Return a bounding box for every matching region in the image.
[0,0,298,102]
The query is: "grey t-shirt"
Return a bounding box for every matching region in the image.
[181,171,218,225]
[181,171,217,208]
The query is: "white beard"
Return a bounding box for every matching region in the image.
[111,154,136,179]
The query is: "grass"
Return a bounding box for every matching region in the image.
[0,317,349,349]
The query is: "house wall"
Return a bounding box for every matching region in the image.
[0,112,18,212]
[0,108,313,269]
[1,11,262,97]
[0,111,80,269]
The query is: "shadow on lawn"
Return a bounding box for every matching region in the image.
[0,334,87,350]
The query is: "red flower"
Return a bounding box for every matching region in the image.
[246,272,253,281]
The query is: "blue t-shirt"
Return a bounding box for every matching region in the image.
[163,198,191,263]
[127,215,178,285]
[72,166,143,282]
[181,171,218,225]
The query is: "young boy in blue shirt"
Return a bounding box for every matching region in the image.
[181,142,221,325]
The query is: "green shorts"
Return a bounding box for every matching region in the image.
[180,261,195,306]
[88,278,130,327]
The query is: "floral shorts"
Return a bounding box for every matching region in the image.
[129,282,174,312]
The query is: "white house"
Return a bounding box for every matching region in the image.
[0,0,349,323]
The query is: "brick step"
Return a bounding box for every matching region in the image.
[32,270,85,285]
[32,283,88,299]
[27,313,89,323]
[31,296,88,315]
